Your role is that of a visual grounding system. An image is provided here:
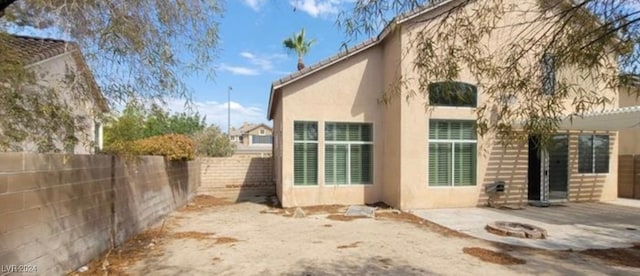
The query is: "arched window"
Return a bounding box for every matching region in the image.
[428,81,477,107]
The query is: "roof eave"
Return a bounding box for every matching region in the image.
[267,84,275,120]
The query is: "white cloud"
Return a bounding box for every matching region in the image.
[218,63,260,76]
[166,98,267,130]
[290,0,354,18]
[239,51,288,72]
[242,0,268,12]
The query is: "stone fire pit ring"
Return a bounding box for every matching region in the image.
[485,221,547,239]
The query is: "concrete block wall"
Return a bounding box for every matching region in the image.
[198,156,274,200]
[0,153,199,275]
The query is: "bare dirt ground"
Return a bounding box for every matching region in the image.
[75,196,640,276]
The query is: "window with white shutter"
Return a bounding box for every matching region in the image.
[325,122,373,185]
[428,120,477,187]
[294,121,318,185]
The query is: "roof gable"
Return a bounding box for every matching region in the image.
[1,34,109,112]
[267,0,460,120]
[231,123,273,135]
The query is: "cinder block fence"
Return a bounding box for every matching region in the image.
[198,156,275,200]
[0,153,199,275]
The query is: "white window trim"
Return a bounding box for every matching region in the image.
[428,122,478,188]
[325,140,374,186]
[324,121,375,186]
[293,121,319,186]
[578,134,610,175]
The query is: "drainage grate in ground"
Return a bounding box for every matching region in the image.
[486,221,547,239]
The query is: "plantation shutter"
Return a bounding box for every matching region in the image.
[460,121,475,140]
[454,143,476,186]
[335,123,348,141]
[305,143,318,184]
[294,143,305,184]
[350,144,372,184]
[325,144,348,184]
[429,120,476,187]
[294,121,317,185]
[429,143,451,186]
[325,122,373,185]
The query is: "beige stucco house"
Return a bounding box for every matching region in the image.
[1,34,108,154]
[267,0,640,209]
[619,78,640,156]
[230,122,273,146]
[618,77,640,199]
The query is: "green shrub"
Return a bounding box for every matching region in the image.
[105,134,196,161]
[191,126,235,157]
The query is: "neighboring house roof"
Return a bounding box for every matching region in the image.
[0,34,109,112]
[267,0,459,119]
[1,34,74,64]
[230,123,273,136]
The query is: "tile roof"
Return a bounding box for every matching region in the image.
[0,34,77,64]
[271,37,378,88]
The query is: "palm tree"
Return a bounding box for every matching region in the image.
[283,28,315,71]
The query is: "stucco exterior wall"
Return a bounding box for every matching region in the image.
[235,125,273,146]
[619,86,640,155]
[271,0,622,209]
[398,0,487,208]
[568,131,618,201]
[18,52,102,154]
[278,46,385,207]
[395,0,618,209]
[381,29,403,207]
[246,125,272,136]
[273,97,283,202]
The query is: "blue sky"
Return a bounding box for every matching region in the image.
[171,0,363,130]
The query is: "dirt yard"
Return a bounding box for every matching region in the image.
[75,196,640,276]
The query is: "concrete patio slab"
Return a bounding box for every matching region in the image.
[606,198,640,208]
[413,202,640,251]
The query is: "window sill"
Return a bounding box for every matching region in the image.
[574,172,609,176]
[293,184,319,188]
[325,184,374,186]
[428,185,477,189]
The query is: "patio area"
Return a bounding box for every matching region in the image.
[70,196,640,275]
[413,199,640,250]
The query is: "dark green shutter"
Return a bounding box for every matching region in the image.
[294,121,317,185]
[429,120,476,187]
[325,144,347,184]
[325,122,373,185]
[454,143,476,186]
[350,144,372,184]
[429,143,451,186]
